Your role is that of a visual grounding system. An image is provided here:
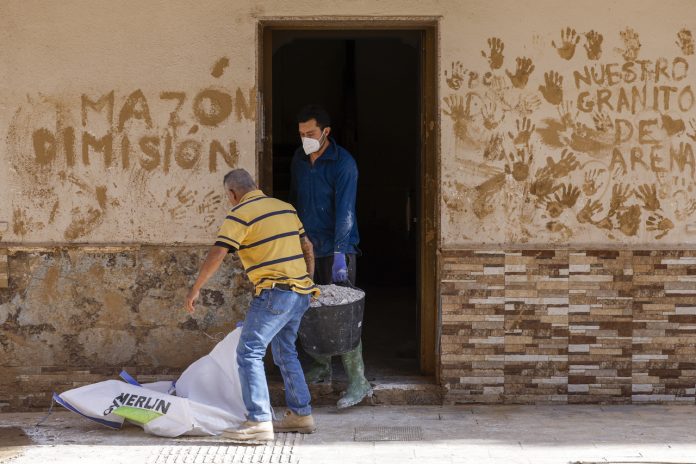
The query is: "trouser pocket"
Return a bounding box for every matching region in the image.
[267,289,296,315]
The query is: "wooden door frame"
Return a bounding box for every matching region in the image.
[256,17,440,379]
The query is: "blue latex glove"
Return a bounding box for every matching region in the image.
[332,252,349,283]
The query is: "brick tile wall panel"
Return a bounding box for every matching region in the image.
[441,251,505,403]
[568,250,632,404]
[441,249,696,405]
[503,250,568,404]
[632,250,696,404]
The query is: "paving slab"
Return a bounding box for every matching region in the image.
[1,405,695,463]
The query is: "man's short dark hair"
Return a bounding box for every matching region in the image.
[297,105,331,129]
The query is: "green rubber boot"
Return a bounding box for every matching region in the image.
[337,340,373,409]
[304,352,332,384]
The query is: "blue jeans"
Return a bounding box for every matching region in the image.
[237,288,312,422]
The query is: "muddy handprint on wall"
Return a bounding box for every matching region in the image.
[552,27,581,60]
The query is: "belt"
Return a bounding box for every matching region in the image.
[273,283,293,291]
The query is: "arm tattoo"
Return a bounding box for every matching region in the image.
[300,237,315,279]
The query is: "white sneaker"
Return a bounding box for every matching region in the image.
[221,420,274,442]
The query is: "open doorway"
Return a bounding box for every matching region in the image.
[259,22,439,380]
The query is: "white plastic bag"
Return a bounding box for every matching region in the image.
[54,328,247,437]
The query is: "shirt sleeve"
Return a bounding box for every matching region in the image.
[334,155,358,254]
[297,215,307,238]
[215,213,248,252]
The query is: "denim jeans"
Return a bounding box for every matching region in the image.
[236,287,312,422]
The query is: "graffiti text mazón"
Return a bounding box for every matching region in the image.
[30,87,255,173]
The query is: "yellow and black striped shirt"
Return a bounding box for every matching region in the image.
[215,190,319,296]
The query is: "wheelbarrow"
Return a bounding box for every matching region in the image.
[298,286,365,357]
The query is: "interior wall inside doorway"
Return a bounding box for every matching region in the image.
[271,30,422,376]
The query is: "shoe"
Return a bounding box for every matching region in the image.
[337,341,373,409]
[272,410,316,433]
[221,421,274,442]
[304,354,332,384]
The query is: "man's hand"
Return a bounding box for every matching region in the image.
[184,245,228,315]
[185,287,200,314]
[332,252,349,283]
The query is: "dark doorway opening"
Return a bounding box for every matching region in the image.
[270,30,422,379]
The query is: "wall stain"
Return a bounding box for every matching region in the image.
[95,186,108,210]
[616,28,642,61]
[505,146,534,181]
[543,183,580,218]
[64,207,104,241]
[48,201,60,224]
[539,71,564,106]
[552,27,581,60]
[536,107,612,156]
[676,29,694,56]
[12,209,30,238]
[506,57,535,89]
[508,117,536,146]
[661,113,685,136]
[675,196,696,220]
[483,133,505,161]
[211,57,230,78]
[481,37,504,70]
[196,191,223,228]
[481,102,504,130]
[616,204,641,236]
[592,111,613,132]
[634,183,661,211]
[646,213,674,238]
[546,220,573,239]
[443,94,478,146]
[584,30,604,60]
[582,168,605,196]
[576,198,604,224]
[472,173,506,218]
[445,61,466,90]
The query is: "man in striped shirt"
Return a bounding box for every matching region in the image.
[185,169,319,442]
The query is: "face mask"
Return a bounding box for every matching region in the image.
[302,130,326,155]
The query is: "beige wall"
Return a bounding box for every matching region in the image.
[441,1,696,246]
[0,0,260,244]
[3,0,696,247]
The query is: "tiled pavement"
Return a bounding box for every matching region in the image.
[2,405,696,463]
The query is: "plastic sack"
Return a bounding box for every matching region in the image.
[54,328,247,437]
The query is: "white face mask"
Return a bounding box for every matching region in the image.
[301,130,326,155]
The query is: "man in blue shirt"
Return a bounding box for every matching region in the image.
[290,105,372,409]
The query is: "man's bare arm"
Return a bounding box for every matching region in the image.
[185,245,229,313]
[300,236,315,279]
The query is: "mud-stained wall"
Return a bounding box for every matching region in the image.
[0,1,257,244]
[3,1,696,247]
[0,0,448,411]
[441,2,696,246]
[5,0,696,409]
[0,246,251,410]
